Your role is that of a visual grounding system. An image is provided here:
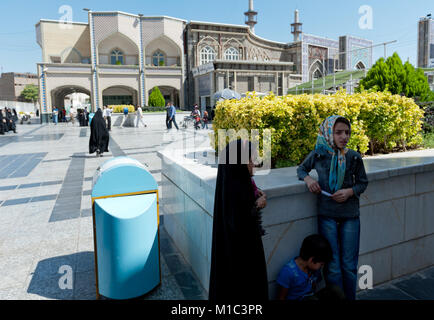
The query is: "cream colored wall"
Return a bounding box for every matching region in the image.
[40,22,90,63]
[98,32,139,65]
[44,73,92,112]
[145,37,181,66]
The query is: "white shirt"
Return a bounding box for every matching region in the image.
[136,107,143,117]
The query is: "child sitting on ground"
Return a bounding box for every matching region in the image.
[277,234,345,300]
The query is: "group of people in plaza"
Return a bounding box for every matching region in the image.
[0,107,17,134]
[209,115,368,301]
[165,102,212,131]
[190,104,210,130]
[51,106,89,126]
[119,105,148,128]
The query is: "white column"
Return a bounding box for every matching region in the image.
[210,72,215,107]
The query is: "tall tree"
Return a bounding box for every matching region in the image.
[20,84,39,111]
[20,84,39,103]
[358,52,433,101]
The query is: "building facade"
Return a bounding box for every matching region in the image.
[0,72,38,101]
[35,5,372,122]
[418,15,434,68]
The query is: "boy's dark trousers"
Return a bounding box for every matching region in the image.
[169,116,178,130]
[107,116,111,131]
[302,285,346,301]
[166,115,171,129]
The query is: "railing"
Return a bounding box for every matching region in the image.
[287,69,368,95]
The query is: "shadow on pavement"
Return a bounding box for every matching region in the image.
[27,251,96,300]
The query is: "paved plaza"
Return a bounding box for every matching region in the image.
[0,113,433,300]
[0,113,207,300]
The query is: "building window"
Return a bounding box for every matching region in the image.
[152,50,165,66]
[111,49,124,65]
[200,46,216,65]
[50,56,61,63]
[224,47,239,60]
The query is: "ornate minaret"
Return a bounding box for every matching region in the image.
[291,9,302,42]
[244,0,258,33]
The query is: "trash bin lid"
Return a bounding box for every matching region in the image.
[92,157,157,198]
[94,193,156,220]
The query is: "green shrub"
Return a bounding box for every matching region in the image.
[148,87,165,107]
[211,91,425,167]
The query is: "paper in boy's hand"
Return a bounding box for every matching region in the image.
[321,190,332,197]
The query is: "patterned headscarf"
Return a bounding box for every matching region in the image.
[315,115,350,193]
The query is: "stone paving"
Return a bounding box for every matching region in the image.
[0,114,433,300]
[0,113,207,300]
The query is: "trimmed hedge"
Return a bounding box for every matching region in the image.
[211,91,425,167]
[109,105,167,113]
[110,105,135,113]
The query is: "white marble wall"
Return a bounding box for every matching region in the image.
[158,148,434,299]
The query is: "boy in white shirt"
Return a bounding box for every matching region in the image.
[135,105,147,128]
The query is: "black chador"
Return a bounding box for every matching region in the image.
[89,108,109,157]
[5,109,16,133]
[0,110,6,134]
[209,139,268,302]
[78,110,85,126]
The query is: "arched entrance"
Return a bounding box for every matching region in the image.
[309,59,325,81]
[148,86,179,106]
[355,61,366,70]
[102,86,138,106]
[51,86,91,121]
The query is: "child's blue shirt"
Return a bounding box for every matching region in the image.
[276,257,321,300]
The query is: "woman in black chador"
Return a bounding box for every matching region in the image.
[89,108,109,157]
[209,139,268,302]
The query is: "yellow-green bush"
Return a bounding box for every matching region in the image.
[211,90,424,167]
[110,105,135,113]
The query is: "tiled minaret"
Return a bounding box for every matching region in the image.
[244,0,258,33]
[291,9,302,42]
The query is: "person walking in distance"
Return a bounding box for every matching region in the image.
[105,106,112,131]
[165,102,171,129]
[168,101,179,130]
[69,106,76,126]
[135,105,147,128]
[121,106,129,128]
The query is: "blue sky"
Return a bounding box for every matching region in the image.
[0,0,432,74]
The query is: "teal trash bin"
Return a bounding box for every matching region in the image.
[91,157,160,299]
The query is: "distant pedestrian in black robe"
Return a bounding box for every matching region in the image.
[12,108,18,122]
[0,109,6,134]
[84,107,89,126]
[89,108,109,157]
[5,108,16,133]
[209,139,268,302]
[78,109,85,126]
